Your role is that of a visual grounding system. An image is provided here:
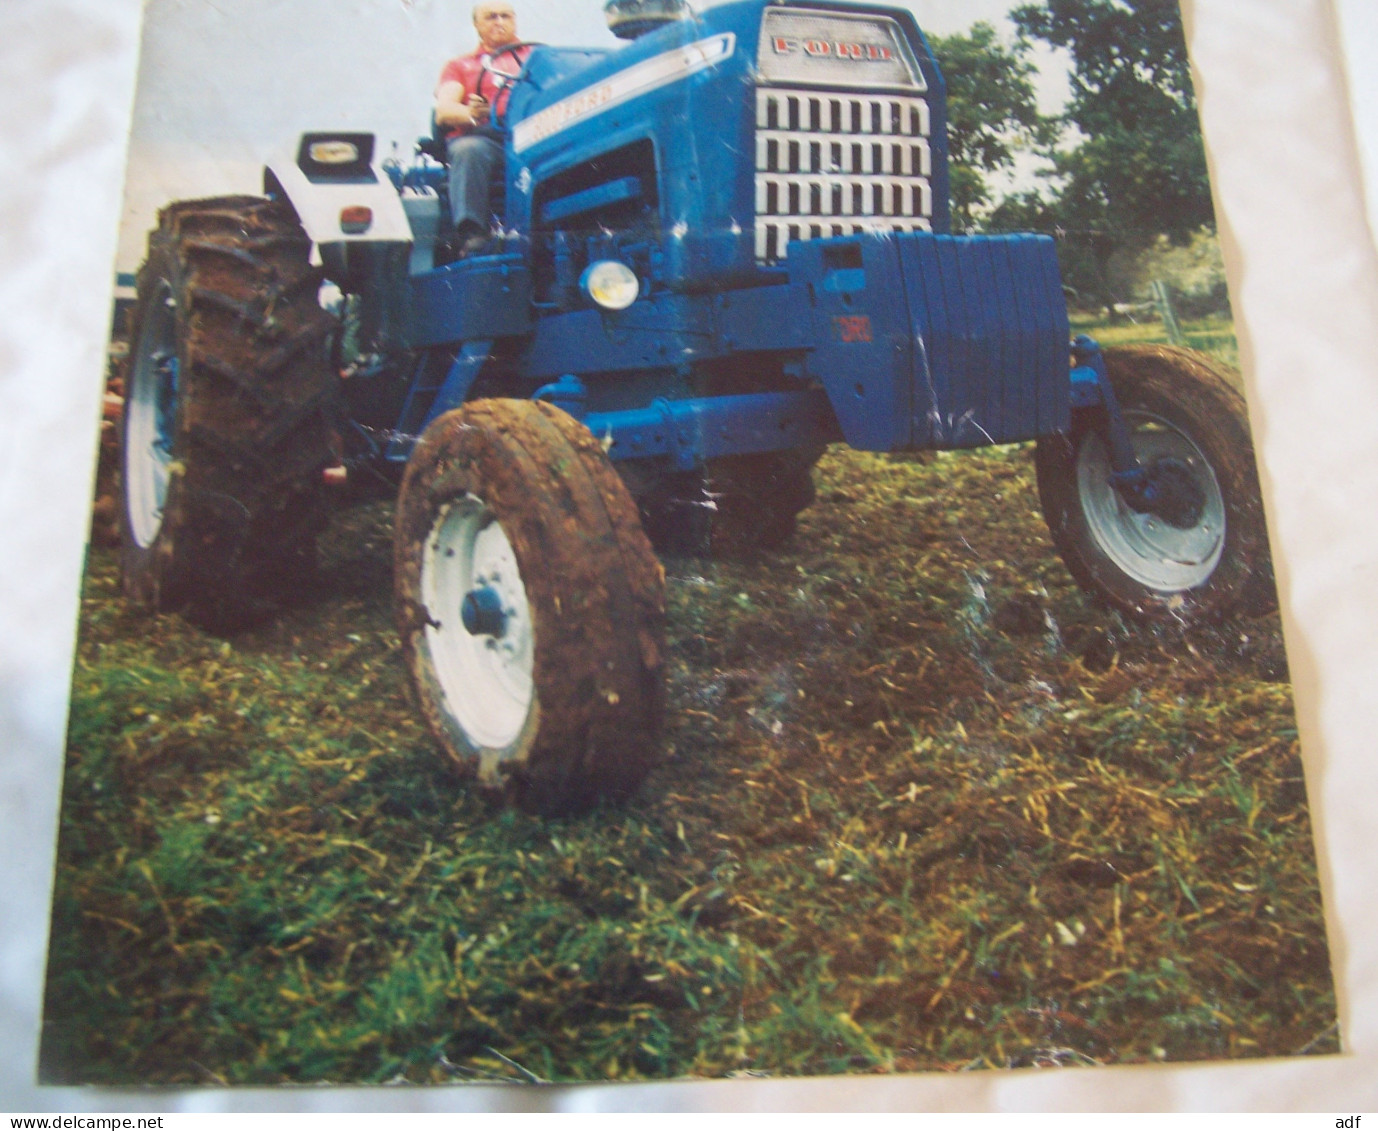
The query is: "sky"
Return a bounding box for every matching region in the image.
[114,0,1070,272]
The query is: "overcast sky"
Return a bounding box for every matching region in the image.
[114,0,1069,271]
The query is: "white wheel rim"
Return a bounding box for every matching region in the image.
[125,283,178,549]
[1076,412,1226,592]
[420,495,534,752]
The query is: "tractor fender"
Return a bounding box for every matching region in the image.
[263,136,414,247]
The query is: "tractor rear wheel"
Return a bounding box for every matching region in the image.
[1035,344,1274,623]
[394,399,666,814]
[120,196,340,631]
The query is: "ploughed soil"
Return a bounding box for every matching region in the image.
[43,369,1336,1084]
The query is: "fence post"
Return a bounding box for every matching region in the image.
[1151,279,1187,346]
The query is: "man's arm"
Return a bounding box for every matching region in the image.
[436,79,490,132]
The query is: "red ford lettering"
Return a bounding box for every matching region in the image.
[772,37,894,62]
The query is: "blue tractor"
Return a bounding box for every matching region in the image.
[119,0,1272,812]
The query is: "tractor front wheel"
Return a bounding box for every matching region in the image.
[1035,344,1275,623]
[394,399,666,814]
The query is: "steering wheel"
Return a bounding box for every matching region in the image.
[480,41,543,129]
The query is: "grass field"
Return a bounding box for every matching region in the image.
[40,320,1337,1085]
[1071,313,1241,374]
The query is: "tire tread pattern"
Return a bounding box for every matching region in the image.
[120,196,340,630]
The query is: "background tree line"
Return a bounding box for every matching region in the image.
[931,0,1226,315]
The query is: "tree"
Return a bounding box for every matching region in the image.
[1008,0,1216,305]
[929,22,1053,232]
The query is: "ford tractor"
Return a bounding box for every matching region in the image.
[119,0,1273,813]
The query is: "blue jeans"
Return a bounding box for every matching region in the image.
[446,132,503,232]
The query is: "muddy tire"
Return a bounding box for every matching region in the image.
[120,196,339,631]
[708,449,822,552]
[394,399,666,814]
[1035,344,1274,623]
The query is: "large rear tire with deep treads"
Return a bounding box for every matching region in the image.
[394,399,666,815]
[119,196,340,632]
[1035,344,1275,623]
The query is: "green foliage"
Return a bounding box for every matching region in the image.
[1131,230,1231,317]
[929,22,1054,231]
[1000,0,1215,305]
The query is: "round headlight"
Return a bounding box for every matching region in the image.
[580,260,640,311]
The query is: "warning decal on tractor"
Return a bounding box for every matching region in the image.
[833,314,873,343]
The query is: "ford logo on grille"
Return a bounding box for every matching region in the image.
[772,38,894,61]
[757,10,926,92]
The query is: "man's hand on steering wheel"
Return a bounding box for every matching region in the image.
[479,41,541,128]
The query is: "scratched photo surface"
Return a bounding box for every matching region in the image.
[40,0,1338,1085]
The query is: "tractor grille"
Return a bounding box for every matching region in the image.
[755,87,933,262]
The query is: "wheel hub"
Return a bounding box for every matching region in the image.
[1141,457,1206,529]
[461,585,508,637]
[1114,457,1207,529]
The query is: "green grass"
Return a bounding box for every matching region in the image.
[1071,312,1239,372]
[42,317,1335,1084]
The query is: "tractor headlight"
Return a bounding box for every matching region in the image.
[580,260,640,311]
[309,140,360,165]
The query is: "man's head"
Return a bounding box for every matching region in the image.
[473,3,518,51]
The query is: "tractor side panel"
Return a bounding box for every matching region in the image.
[790,236,917,452]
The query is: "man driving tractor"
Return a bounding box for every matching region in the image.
[434,2,532,257]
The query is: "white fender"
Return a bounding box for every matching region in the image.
[266,136,415,246]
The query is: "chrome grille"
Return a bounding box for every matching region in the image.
[755,87,933,261]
